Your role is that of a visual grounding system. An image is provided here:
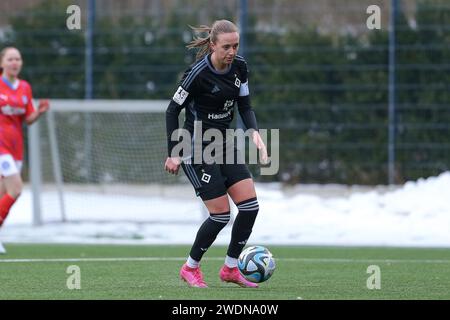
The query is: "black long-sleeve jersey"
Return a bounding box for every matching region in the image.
[166,53,258,157]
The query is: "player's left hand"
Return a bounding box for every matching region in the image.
[38,99,50,114]
[252,130,268,164]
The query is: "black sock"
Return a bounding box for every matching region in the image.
[227,197,259,258]
[189,211,230,261]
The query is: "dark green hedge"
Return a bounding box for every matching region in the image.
[3,0,449,184]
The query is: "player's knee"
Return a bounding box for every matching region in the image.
[9,189,22,199]
[236,197,259,214]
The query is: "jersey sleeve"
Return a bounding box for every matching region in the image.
[236,57,258,131]
[238,58,249,96]
[24,82,36,118]
[166,66,199,157]
[171,66,199,107]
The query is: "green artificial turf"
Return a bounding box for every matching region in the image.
[0,244,449,300]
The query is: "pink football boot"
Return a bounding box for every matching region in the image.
[179,263,208,288]
[219,265,259,288]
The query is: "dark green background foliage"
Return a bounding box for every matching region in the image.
[2,0,449,184]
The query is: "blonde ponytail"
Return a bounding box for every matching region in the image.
[186,25,213,60]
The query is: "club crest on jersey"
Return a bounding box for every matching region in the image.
[234,78,241,88]
[223,99,234,111]
[22,95,28,105]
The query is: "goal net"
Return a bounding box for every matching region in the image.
[28,99,206,225]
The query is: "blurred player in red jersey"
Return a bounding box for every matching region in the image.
[0,47,49,254]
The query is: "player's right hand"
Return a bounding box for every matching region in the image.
[164,157,181,175]
[38,99,50,113]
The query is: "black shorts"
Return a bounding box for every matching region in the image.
[181,146,252,201]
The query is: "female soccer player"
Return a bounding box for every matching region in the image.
[0,47,49,254]
[165,20,268,288]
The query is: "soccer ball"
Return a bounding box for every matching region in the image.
[238,246,276,283]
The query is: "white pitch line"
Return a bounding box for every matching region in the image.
[0,257,450,264]
[0,257,188,263]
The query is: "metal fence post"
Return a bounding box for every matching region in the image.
[388,0,398,184]
[29,121,42,226]
[236,0,248,151]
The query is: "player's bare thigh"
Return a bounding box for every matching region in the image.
[201,179,256,214]
[227,178,257,204]
[0,177,5,197]
[0,155,23,197]
[1,174,23,198]
[203,194,230,214]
